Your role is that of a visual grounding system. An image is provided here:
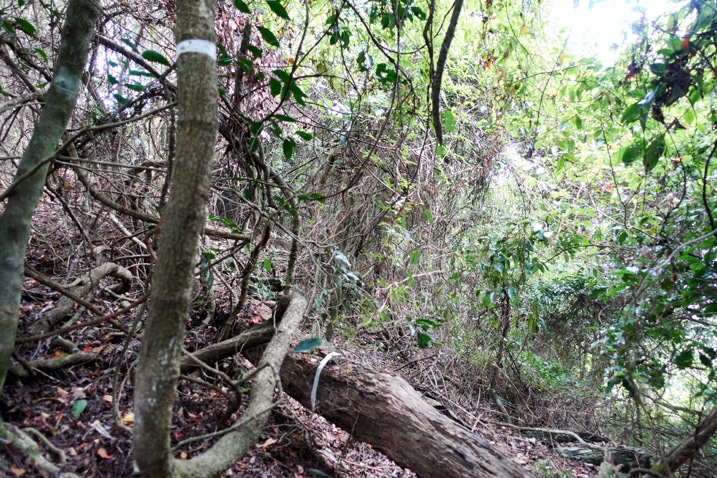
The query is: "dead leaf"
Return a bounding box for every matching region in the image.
[259,437,277,449]
[97,448,113,459]
[72,387,86,399]
[121,412,134,424]
[10,466,26,476]
[91,421,113,439]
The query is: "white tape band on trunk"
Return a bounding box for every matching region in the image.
[176,39,216,61]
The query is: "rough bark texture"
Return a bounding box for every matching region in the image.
[132,0,218,475]
[654,404,717,477]
[0,0,101,396]
[269,353,534,478]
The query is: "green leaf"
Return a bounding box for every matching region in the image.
[269,77,282,97]
[141,49,171,66]
[416,331,433,349]
[15,17,35,37]
[674,349,694,369]
[620,103,643,124]
[34,47,48,62]
[699,353,713,368]
[233,0,252,13]
[246,44,262,59]
[298,193,325,203]
[411,6,427,20]
[620,140,645,165]
[263,258,272,273]
[273,69,291,83]
[266,0,290,20]
[282,137,296,159]
[236,57,254,74]
[273,114,296,122]
[290,83,306,105]
[649,62,666,76]
[409,250,421,265]
[356,50,373,71]
[666,37,683,53]
[296,130,312,141]
[294,337,325,353]
[125,83,146,92]
[113,94,130,105]
[257,26,280,48]
[643,134,665,171]
[309,192,324,203]
[71,399,88,418]
[441,109,456,132]
[217,44,233,66]
[424,208,434,226]
[415,318,439,329]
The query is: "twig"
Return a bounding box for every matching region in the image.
[23,427,67,463]
[394,352,438,371]
[9,352,98,378]
[0,103,175,202]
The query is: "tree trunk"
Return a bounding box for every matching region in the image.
[131,4,310,477]
[256,352,534,478]
[132,0,218,475]
[0,0,102,396]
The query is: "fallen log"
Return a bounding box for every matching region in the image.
[184,320,533,476]
[556,445,651,472]
[267,353,533,478]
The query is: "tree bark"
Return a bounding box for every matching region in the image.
[0,0,102,396]
[254,352,534,478]
[132,0,218,475]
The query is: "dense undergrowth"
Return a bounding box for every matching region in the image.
[1,0,716,476]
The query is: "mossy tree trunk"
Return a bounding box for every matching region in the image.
[0,0,102,397]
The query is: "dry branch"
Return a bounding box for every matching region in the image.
[8,352,98,379]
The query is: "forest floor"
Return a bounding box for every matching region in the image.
[2,287,601,478]
[1,201,604,477]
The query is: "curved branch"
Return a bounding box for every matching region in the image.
[175,292,307,477]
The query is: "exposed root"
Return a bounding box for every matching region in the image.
[0,420,80,478]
